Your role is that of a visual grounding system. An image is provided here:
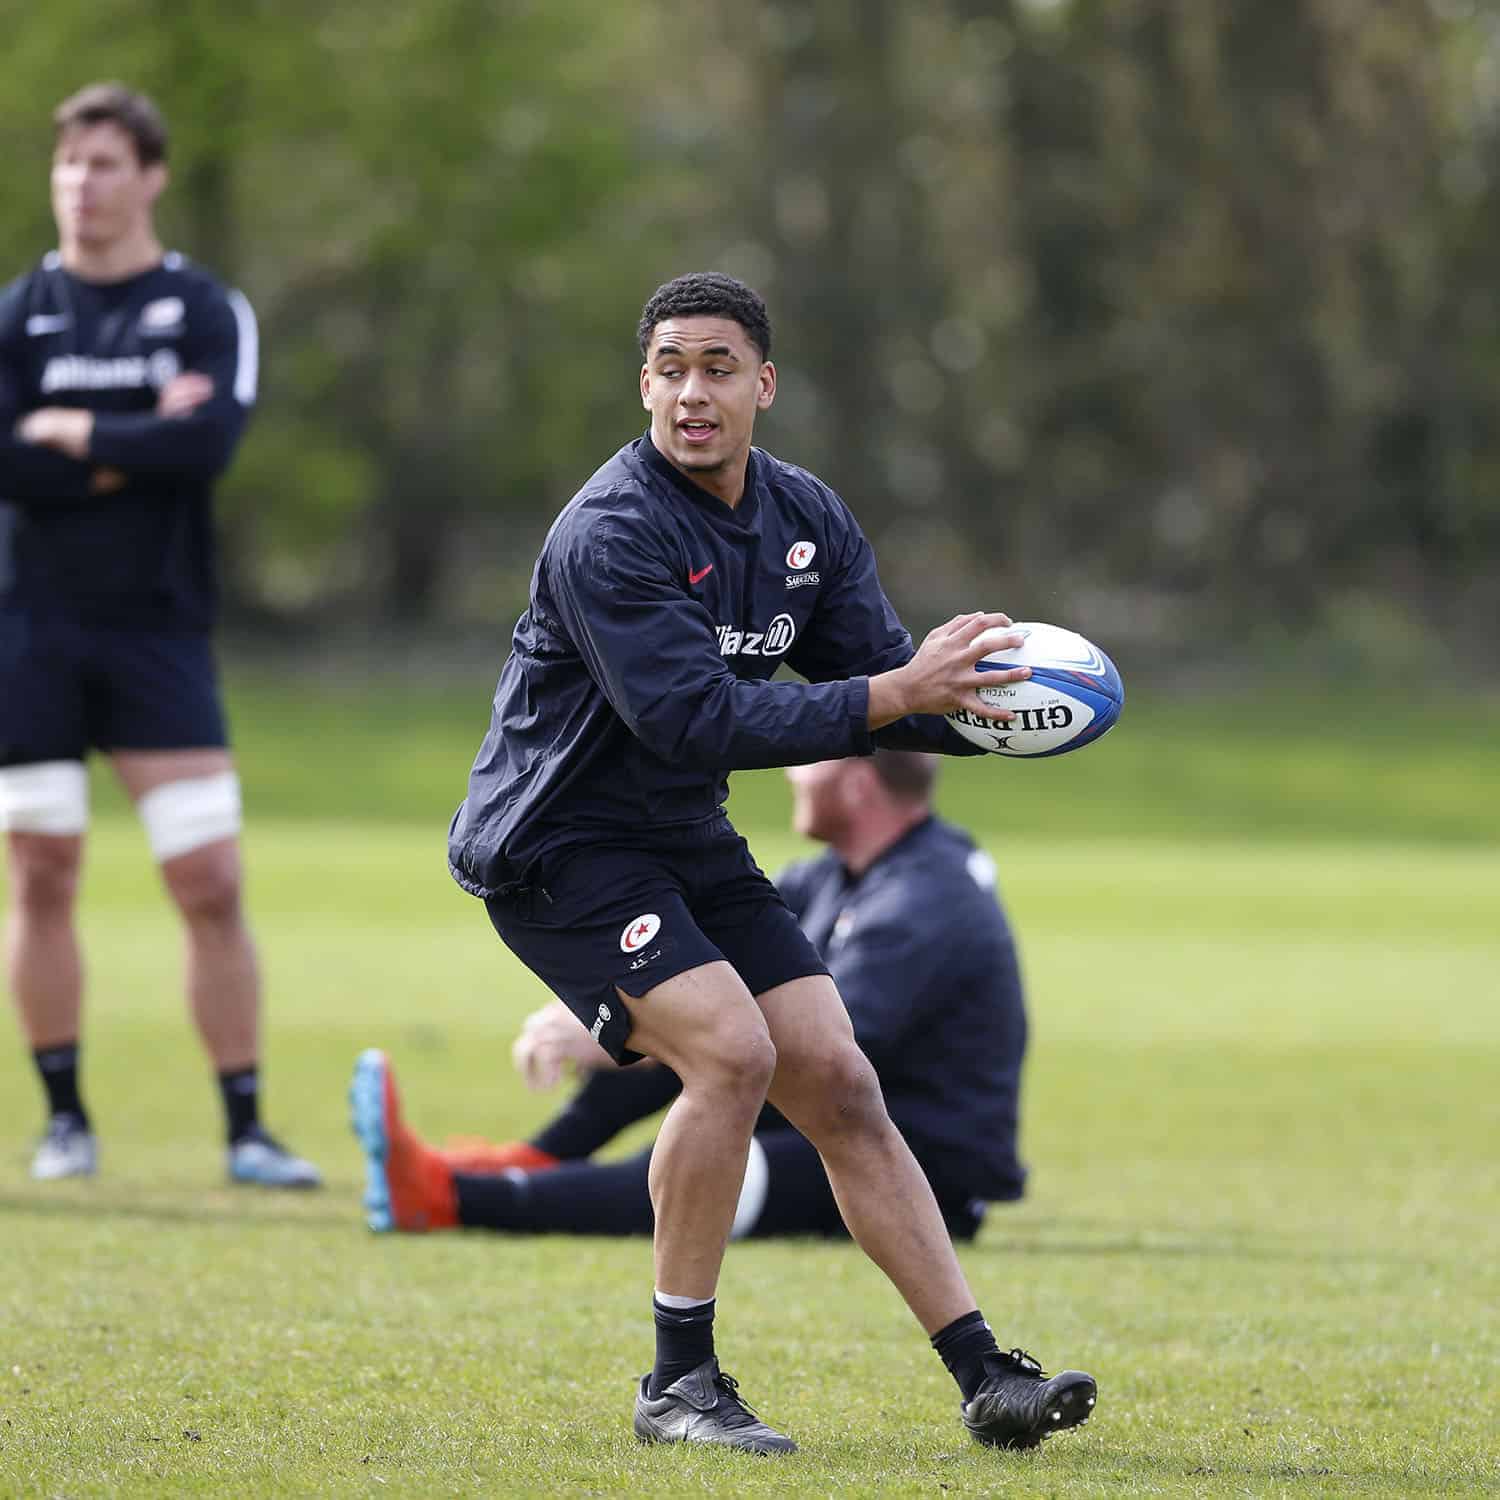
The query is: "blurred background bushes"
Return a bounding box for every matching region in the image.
[4,0,1497,678]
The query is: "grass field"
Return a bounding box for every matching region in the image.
[1,677,1497,1496]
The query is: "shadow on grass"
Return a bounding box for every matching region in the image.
[964,1222,1433,1269]
[0,1186,357,1231]
[0,1191,1440,1274]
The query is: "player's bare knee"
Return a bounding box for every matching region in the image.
[733,1027,778,1098]
[162,844,243,927]
[798,1046,888,1143]
[678,1017,776,1108]
[6,835,83,915]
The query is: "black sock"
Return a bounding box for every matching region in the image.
[453,1150,657,1235]
[532,1064,684,1160]
[650,1295,716,1398]
[33,1043,87,1126]
[218,1066,260,1145]
[932,1309,1002,1401]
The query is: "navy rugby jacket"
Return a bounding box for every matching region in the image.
[0,252,255,629]
[450,435,979,897]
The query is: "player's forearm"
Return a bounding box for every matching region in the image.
[88,407,243,476]
[631,674,872,771]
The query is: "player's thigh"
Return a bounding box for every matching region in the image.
[484,845,769,1069]
[757,973,885,1135]
[618,960,772,1083]
[111,746,235,800]
[110,745,242,874]
[757,971,860,1071]
[90,627,229,758]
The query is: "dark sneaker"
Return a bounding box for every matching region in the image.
[633,1358,796,1454]
[962,1347,1097,1450]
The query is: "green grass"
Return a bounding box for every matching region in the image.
[83,670,1500,846]
[2,676,1498,1495]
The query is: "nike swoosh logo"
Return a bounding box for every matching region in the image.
[26,314,71,336]
[688,564,714,585]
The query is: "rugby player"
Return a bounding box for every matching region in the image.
[0,84,319,1188]
[354,273,1096,1452]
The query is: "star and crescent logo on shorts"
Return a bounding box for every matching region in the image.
[620,913,661,953]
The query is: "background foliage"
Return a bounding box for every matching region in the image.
[3,0,1497,669]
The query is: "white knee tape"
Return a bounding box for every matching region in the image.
[138,771,242,862]
[0,761,89,835]
[729,1136,770,1241]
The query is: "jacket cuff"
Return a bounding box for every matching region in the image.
[846,676,874,754]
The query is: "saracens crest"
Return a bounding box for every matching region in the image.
[620,912,662,953]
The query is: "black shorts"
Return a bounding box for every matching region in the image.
[0,610,228,768]
[484,816,829,1064]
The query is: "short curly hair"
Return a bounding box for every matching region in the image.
[637,272,772,361]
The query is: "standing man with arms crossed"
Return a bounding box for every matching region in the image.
[0,84,320,1188]
[353,272,1096,1453]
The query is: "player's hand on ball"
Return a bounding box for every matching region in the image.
[511,1000,616,1090]
[868,611,1031,728]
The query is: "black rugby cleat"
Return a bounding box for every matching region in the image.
[633,1358,797,1454]
[962,1347,1097,1450]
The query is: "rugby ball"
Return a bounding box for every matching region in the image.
[946,621,1123,758]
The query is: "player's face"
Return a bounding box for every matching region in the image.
[786,760,856,844]
[51,123,165,249]
[641,317,775,501]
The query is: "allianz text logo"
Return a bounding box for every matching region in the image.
[40,351,181,394]
[716,613,796,657]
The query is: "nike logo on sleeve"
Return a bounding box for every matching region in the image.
[688,564,714,585]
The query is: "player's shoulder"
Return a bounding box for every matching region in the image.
[152,251,244,310]
[0,258,56,335]
[548,440,678,554]
[753,446,846,513]
[752,446,866,552]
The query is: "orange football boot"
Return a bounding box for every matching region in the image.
[349,1049,458,1231]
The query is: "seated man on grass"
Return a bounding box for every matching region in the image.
[353,750,1029,1240]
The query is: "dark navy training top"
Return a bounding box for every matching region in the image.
[450,434,979,897]
[776,816,1028,1202]
[0,251,256,629]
